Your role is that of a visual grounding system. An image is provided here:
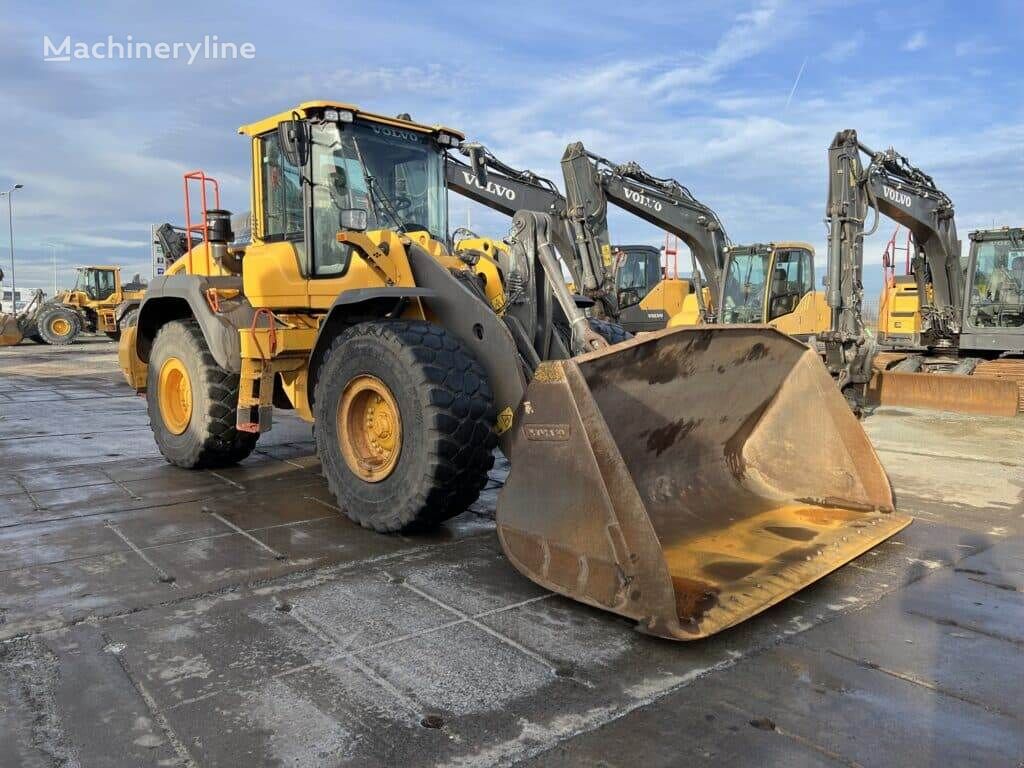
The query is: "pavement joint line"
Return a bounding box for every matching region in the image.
[206,469,245,490]
[102,631,198,768]
[0,530,491,642]
[904,608,1024,647]
[876,444,1024,468]
[0,426,152,442]
[719,700,865,768]
[105,521,179,587]
[99,466,144,501]
[824,649,1023,722]
[209,511,288,560]
[303,495,342,512]
[255,447,313,470]
[394,574,560,674]
[9,474,45,512]
[287,607,426,719]
[0,516,336,575]
[269,593,555,685]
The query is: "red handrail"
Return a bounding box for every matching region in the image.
[183,171,221,274]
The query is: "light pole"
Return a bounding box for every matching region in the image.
[1,184,23,310]
[43,241,61,298]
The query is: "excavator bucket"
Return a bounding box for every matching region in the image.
[497,325,909,640]
[0,313,23,346]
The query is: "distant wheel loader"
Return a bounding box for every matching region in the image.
[1,266,145,347]
[120,101,908,640]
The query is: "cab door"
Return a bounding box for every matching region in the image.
[766,247,823,336]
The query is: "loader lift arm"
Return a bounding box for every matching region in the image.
[560,142,731,322]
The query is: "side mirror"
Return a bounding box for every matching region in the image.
[339,208,368,232]
[277,119,309,168]
[821,274,827,286]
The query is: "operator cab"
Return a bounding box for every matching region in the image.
[965,228,1024,329]
[240,102,461,283]
[73,267,119,302]
[720,244,814,325]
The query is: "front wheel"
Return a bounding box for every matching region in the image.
[146,319,257,468]
[314,320,497,533]
[37,307,81,345]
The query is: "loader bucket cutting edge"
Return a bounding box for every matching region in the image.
[0,314,23,346]
[496,325,910,640]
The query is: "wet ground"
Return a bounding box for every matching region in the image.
[1,337,1022,767]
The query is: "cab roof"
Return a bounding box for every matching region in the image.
[238,101,465,140]
[728,241,815,254]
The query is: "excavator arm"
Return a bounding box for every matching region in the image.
[826,130,961,356]
[560,142,730,321]
[445,144,566,219]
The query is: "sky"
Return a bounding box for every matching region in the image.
[1,0,1021,299]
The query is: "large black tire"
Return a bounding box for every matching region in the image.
[37,306,81,345]
[588,317,632,345]
[120,308,140,330]
[147,319,257,468]
[314,320,497,533]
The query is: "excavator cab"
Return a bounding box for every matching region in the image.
[718,243,829,338]
[612,244,691,333]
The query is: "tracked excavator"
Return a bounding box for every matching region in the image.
[120,102,907,639]
[558,143,831,339]
[824,130,1022,415]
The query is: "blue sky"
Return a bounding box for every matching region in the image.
[1,0,1021,297]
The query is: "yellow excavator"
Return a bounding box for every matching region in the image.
[120,101,907,640]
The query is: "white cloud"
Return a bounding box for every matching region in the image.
[903,31,927,52]
[824,32,864,62]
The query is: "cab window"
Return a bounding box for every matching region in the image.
[768,248,813,320]
[260,133,304,241]
[615,249,656,308]
[94,269,116,300]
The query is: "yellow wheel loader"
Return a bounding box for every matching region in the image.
[121,101,908,640]
[38,266,145,345]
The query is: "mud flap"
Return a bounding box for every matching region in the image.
[0,314,23,346]
[865,370,1020,417]
[496,325,910,640]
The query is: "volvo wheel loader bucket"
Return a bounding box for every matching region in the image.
[0,314,23,346]
[497,325,910,640]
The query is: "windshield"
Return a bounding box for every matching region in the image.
[72,269,116,300]
[615,248,657,307]
[348,121,447,241]
[721,250,770,323]
[968,238,1024,328]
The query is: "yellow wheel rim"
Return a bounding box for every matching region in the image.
[158,356,193,435]
[51,317,72,336]
[338,375,402,483]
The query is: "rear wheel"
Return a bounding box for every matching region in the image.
[314,320,496,533]
[147,319,257,468]
[38,307,81,345]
